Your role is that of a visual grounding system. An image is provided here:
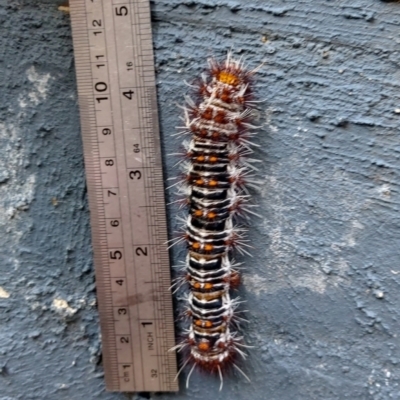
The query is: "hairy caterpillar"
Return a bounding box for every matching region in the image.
[170,53,260,390]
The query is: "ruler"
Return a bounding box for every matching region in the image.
[69,0,178,392]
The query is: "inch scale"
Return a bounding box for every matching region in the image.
[69,0,178,392]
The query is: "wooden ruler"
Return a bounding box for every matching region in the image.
[69,0,178,392]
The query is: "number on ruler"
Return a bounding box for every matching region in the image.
[123,90,134,100]
[95,81,108,103]
[129,170,141,180]
[115,6,128,16]
[135,247,148,256]
[110,250,122,259]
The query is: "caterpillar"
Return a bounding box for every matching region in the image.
[170,53,260,390]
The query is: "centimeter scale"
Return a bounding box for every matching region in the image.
[69,0,178,392]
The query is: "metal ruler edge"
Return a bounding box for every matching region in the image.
[69,0,178,392]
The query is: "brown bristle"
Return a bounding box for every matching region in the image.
[229,133,239,141]
[229,271,241,288]
[214,110,227,124]
[234,117,243,126]
[202,108,213,120]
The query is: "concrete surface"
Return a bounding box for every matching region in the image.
[1,0,400,399]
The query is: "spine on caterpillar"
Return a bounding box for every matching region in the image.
[172,53,259,389]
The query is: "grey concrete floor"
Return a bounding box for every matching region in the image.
[1,0,400,399]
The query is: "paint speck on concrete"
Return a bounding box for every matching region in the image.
[19,66,52,108]
[58,6,70,13]
[0,287,10,299]
[52,298,78,317]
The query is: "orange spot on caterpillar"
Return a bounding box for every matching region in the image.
[204,282,213,290]
[192,242,201,250]
[192,320,217,331]
[217,70,240,86]
[209,155,218,163]
[193,210,203,217]
[204,243,214,252]
[196,155,205,162]
[198,341,210,352]
[208,179,218,187]
[195,178,205,185]
[207,211,216,219]
[193,281,201,289]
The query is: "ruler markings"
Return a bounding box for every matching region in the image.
[130,0,155,387]
[112,2,145,388]
[72,0,120,390]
